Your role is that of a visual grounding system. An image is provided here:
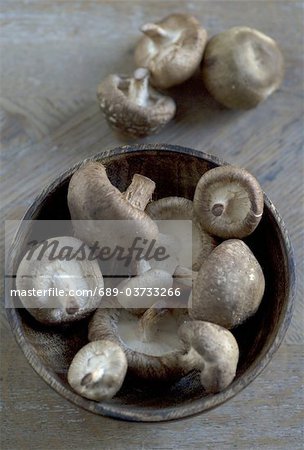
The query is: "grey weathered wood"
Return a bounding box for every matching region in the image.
[1,0,303,448]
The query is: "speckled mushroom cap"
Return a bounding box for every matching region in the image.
[135,13,207,89]
[201,26,284,109]
[97,68,176,137]
[67,161,159,251]
[193,166,264,239]
[189,239,265,329]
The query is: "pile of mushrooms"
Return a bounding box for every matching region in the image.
[96,13,284,137]
[15,160,267,402]
[97,12,207,137]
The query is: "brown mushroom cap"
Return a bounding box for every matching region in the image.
[16,236,104,325]
[178,320,239,393]
[67,161,159,256]
[135,13,208,89]
[201,26,284,109]
[67,340,127,401]
[190,239,265,328]
[146,197,217,270]
[97,68,176,137]
[193,166,264,239]
[88,300,188,380]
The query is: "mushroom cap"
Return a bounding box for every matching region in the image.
[16,236,104,325]
[193,166,264,239]
[67,161,159,250]
[135,13,208,88]
[146,197,217,270]
[67,340,127,401]
[88,301,188,380]
[97,71,176,137]
[178,320,239,393]
[190,239,265,328]
[201,26,284,109]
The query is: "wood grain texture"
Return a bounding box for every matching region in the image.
[1,340,303,450]
[1,0,303,448]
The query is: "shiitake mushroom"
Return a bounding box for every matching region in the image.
[189,239,265,329]
[68,340,127,401]
[146,196,217,271]
[97,68,176,137]
[135,13,207,89]
[88,298,188,381]
[178,320,239,393]
[193,166,264,239]
[201,26,284,109]
[16,236,104,325]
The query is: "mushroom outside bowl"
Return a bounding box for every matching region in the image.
[6,144,296,422]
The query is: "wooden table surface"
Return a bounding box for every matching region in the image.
[1,1,303,449]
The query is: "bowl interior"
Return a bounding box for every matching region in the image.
[6,146,294,421]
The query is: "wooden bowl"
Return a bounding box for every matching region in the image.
[6,144,296,422]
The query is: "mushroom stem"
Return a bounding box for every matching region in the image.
[80,367,104,386]
[174,265,197,288]
[81,372,94,386]
[211,203,225,217]
[179,348,204,372]
[65,296,80,315]
[138,300,169,343]
[135,258,151,275]
[141,23,171,42]
[123,173,156,210]
[66,305,79,315]
[128,68,150,107]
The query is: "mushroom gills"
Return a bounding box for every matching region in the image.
[178,321,239,393]
[193,166,264,239]
[208,181,251,225]
[16,236,104,325]
[146,197,216,270]
[88,304,188,380]
[97,70,176,137]
[67,340,127,401]
[117,309,183,357]
[128,68,151,107]
[135,13,208,89]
